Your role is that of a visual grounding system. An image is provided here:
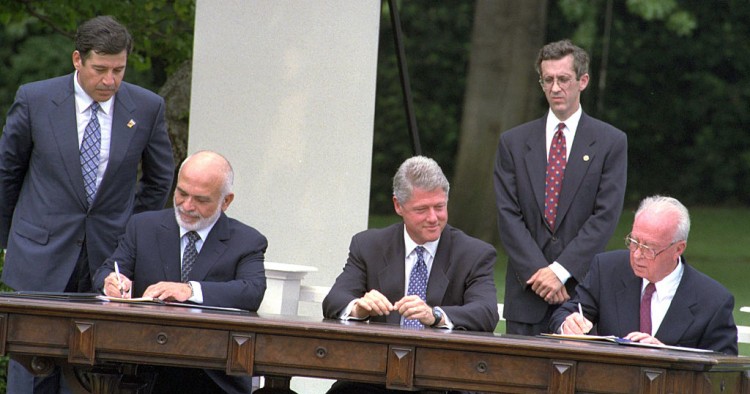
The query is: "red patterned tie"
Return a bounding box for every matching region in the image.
[640,282,656,334]
[544,123,567,230]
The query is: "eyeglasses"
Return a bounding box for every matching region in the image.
[624,233,678,260]
[539,75,576,90]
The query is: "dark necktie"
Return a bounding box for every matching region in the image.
[181,231,200,282]
[544,123,567,230]
[80,102,101,206]
[640,282,656,334]
[403,246,428,328]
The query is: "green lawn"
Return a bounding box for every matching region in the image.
[371,207,750,355]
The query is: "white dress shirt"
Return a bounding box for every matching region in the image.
[643,257,684,335]
[74,71,113,191]
[545,106,583,284]
[179,221,218,303]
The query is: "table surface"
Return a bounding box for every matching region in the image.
[1,295,749,393]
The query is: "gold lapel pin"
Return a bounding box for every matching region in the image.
[127,119,136,128]
[583,155,590,162]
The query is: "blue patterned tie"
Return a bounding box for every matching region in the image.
[181,231,200,282]
[403,246,428,328]
[80,102,101,206]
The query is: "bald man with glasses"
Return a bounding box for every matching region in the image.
[548,195,738,355]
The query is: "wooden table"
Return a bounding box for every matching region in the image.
[1,295,749,393]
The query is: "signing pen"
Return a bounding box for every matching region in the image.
[114,261,125,298]
[578,302,584,317]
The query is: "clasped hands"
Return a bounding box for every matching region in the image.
[352,289,438,326]
[527,266,569,304]
[561,312,664,345]
[103,272,192,302]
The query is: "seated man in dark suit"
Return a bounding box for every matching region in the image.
[93,150,268,393]
[323,156,499,394]
[549,195,737,355]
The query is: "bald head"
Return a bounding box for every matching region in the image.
[174,151,235,231]
[180,150,234,197]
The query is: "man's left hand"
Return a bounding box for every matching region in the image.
[527,267,567,303]
[394,295,434,325]
[624,331,664,345]
[143,281,192,302]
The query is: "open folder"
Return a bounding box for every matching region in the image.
[0,291,248,313]
[539,333,715,353]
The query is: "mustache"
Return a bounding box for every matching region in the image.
[177,207,201,218]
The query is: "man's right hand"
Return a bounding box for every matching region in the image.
[561,312,593,335]
[352,289,394,318]
[103,272,132,298]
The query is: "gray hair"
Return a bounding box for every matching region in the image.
[635,195,691,242]
[392,156,449,205]
[535,39,590,79]
[181,150,234,197]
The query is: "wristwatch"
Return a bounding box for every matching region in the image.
[430,307,443,328]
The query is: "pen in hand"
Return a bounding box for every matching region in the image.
[578,302,592,334]
[114,261,125,298]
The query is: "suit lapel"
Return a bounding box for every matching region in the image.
[49,74,88,210]
[188,213,230,280]
[655,263,695,343]
[555,113,595,228]
[158,213,182,281]
[426,226,451,305]
[98,84,137,194]
[614,274,642,335]
[522,118,548,221]
[377,224,406,325]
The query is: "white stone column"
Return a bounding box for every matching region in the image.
[189,1,380,320]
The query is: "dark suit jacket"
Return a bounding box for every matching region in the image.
[93,209,267,311]
[322,223,499,332]
[0,73,174,291]
[549,250,738,355]
[494,112,627,325]
[93,208,268,393]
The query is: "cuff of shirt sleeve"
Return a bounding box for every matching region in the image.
[188,281,203,304]
[549,261,571,284]
[340,299,368,320]
[433,307,453,329]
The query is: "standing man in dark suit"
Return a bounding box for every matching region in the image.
[494,39,627,336]
[0,15,174,393]
[94,150,267,393]
[323,156,499,394]
[549,196,738,355]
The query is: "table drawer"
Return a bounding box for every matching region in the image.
[255,334,388,374]
[95,321,228,360]
[416,347,549,388]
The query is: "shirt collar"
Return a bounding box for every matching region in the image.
[179,221,217,243]
[402,225,440,259]
[643,256,685,300]
[74,70,114,116]
[546,105,582,135]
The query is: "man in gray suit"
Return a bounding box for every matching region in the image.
[494,39,627,336]
[323,156,499,394]
[0,16,174,393]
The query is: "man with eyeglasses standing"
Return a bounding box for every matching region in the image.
[494,39,627,335]
[549,195,738,354]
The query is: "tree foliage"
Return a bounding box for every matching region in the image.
[555,0,750,206]
[0,0,194,116]
[370,1,475,213]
